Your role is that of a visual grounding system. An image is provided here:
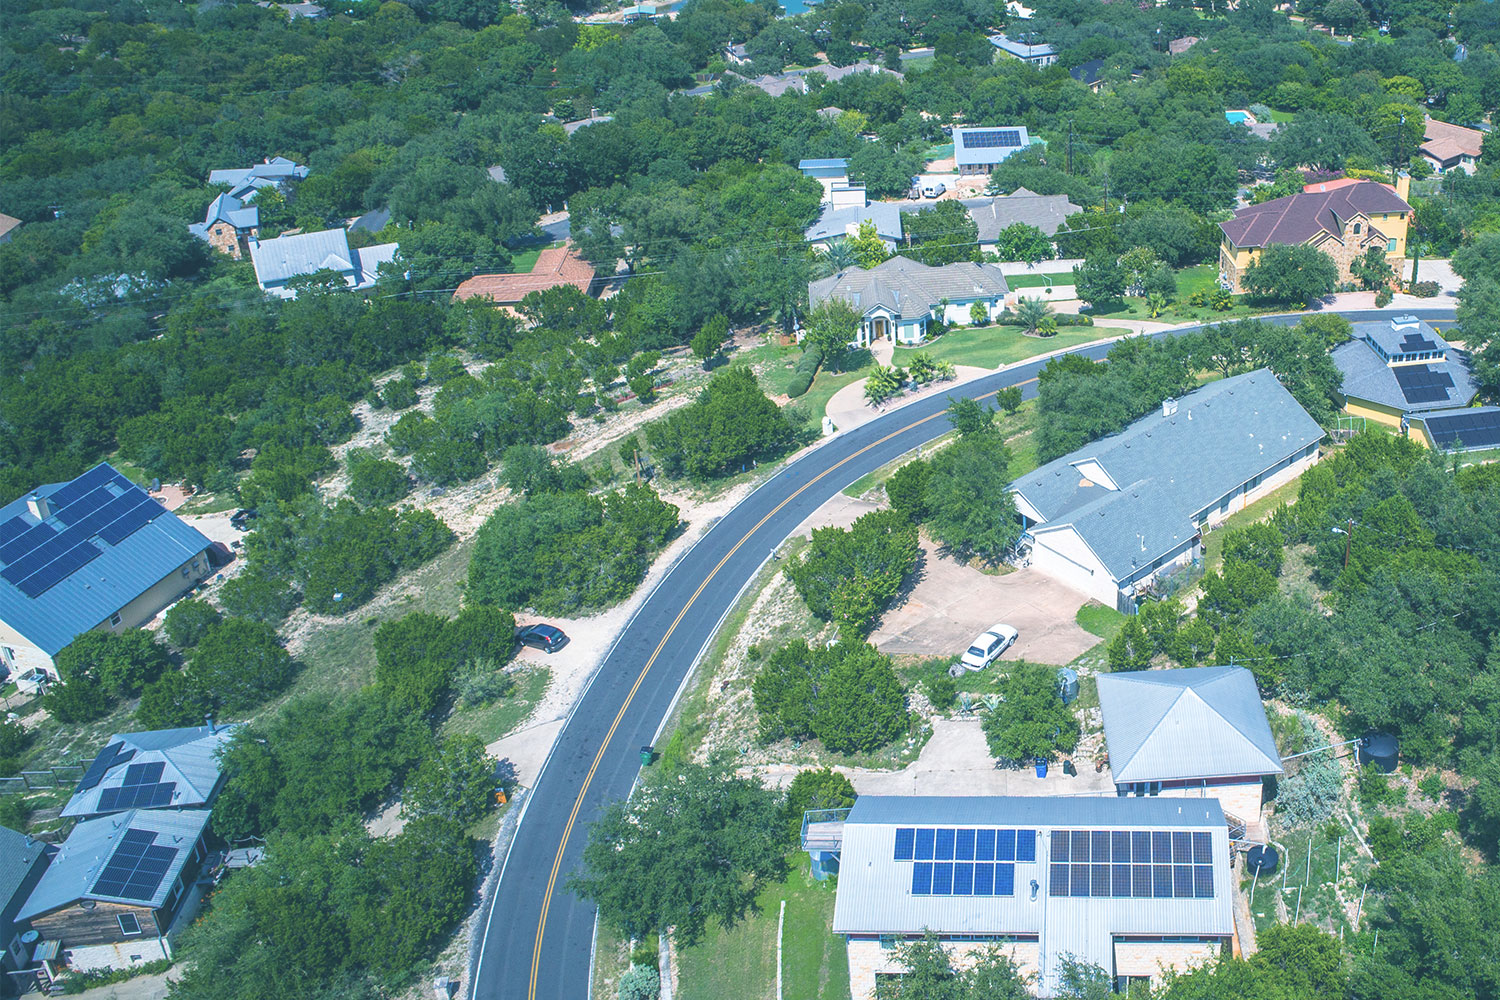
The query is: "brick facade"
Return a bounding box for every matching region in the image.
[203,220,255,258]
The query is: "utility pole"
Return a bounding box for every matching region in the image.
[1391,113,1405,184]
[1102,172,1109,214]
[1066,118,1074,176]
[1333,518,1356,569]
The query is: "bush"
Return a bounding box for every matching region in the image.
[1374,285,1393,307]
[164,599,222,649]
[1409,280,1439,297]
[1053,313,1093,327]
[885,461,930,522]
[644,367,792,480]
[925,672,957,710]
[375,606,518,715]
[618,965,661,1000]
[44,674,110,723]
[217,571,301,624]
[347,451,412,506]
[0,718,32,775]
[1273,715,1343,825]
[786,370,814,398]
[401,733,496,825]
[453,657,515,708]
[136,671,213,729]
[190,618,297,712]
[379,377,420,410]
[981,663,1079,764]
[752,640,908,753]
[782,768,856,846]
[55,631,170,697]
[786,510,919,638]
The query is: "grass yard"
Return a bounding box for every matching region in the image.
[892,325,1106,371]
[1075,601,1126,642]
[674,855,848,1000]
[924,141,953,160]
[505,247,543,273]
[442,666,550,744]
[1247,819,1375,938]
[1007,271,1073,289]
[1200,474,1303,572]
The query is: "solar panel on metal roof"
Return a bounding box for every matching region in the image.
[0,514,31,546]
[46,465,117,508]
[94,829,177,903]
[1425,410,1500,449]
[76,742,128,792]
[962,129,1023,149]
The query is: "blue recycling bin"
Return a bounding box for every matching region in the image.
[1034,759,1048,778]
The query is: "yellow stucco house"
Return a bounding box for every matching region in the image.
[1218,176,1411,293]
[1330,315,1485,448]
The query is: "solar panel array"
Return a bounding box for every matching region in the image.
[961,129,1024,150]
[1397,332,1439,354]
[97,761,176,812]
[1047,829,1215,899]
[1393,365,1456,404]
[0,466,161,599]
[75,741,136,793]
[92,828,179,902]
[1423,410,1500,450]
[895,827,1036,897]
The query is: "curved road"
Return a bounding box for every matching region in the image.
[471,308,1456,1000]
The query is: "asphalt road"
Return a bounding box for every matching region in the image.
[470,308,1457,1000]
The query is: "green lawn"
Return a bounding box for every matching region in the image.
[1007,272,1073,289]
[674,855,848,1000]
[442,666,550,744]
[924,141,953,160]
[892,325,1106,371]
[1076,601,1126,641]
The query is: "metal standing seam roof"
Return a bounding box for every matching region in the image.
[804,202,904,243]
[798,158,850,178]
[1010,370,1324,582]
[953,126,1032,167]
[1097,667,1283,784]
[0,464,212,657]
[1,825,55,936]
[249,229,397,294]
[832,796,1233,990]
[62,725,239,819]
[19,808,211,920]
[1331,320,1478,415]
[988,34,1057,59]
[1218,181,1410,250]
[808,256,1009,321]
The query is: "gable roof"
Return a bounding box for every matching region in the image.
[19,808,211,920]
[188,193,259,243]
[1,825,55,939]
[249,229,397,296]
[0,213,21,240]
[988,34,1056,59]
[1219,181,1410,249]
[452,243,596,305]
[1421,117,1483,162]
[208,156,307,195]
[953,125,1032,167]
[1097,666,1283,783]
[1070,59,1105,86]
[1331,317,1477,414]
[1011,370,1323,583]
[808,256,1009,321]
[956,189,1080,239]
[62,725,238,819]
[805,202,904,243]
[0,463,212,657]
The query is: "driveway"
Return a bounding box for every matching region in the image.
[870,543,1097,666]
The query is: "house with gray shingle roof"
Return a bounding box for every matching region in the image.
[0,463,214,683]
[1,825,55,983]
[807,256,1009,346]
[1010,370,1323,612]
[944,188,1080,250]
[1331,315,1479,435]
[1097,666,1282,835]
[804,202,904,252]
[62,724,238,820]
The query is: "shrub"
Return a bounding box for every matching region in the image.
[347,451,412,506]
[925,672,957,711]
[1409,280,1439,297]
[164,599,222,649]
[217,571,301,624]
[645,367,792,480]
[885,460,931,522]
[453,657,515,708]
[619,965,661,1000]
[753,640,909,753]
[190,618,297,712]
[0,718,32,775]
[1053,313,1093,327]
[55,631,170,697]
[1273,716,1343,825]
[786,510,919,638]
[1374,285,1393,307]
[379,377,420,410]
[786,370,814,398]
[44,674,110,723]
[401,733,496,825]
[136,671,212,729]
[782,768,857,846]
[982,663,1079,764]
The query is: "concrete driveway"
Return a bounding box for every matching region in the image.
[870,542,1098,666]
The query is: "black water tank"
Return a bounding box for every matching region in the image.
[1246,844,1279,876]
[1358,732,1399,773]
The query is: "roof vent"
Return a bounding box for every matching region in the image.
[1162,398,1178,417]
[25,493,51,520]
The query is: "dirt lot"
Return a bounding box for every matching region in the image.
[869,542,1097,666]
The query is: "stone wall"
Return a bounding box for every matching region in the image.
[847,938,1040,1000]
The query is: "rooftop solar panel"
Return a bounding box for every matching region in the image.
[1397,333,1438,353]
[961,129,1023,149]
[0,514,31,546]
[93,829,177,904]
[1424,410,1500,450]
[1394,365,1456,404]
[76,742,130,793]
[46,465,118,508]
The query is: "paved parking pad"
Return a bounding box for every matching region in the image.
[870,544,1098,666]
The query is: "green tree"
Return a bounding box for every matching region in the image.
[1013,296,1054,335]
[570,761,786,943]
[905,202,980,266]
[982,663,1080,763]
[44,674,110,723]
[787,509,920,638]
[997,386,1023,415]
[190,618,297,712]
[164,599,221,650]
[803,298,862,371]
[691,314,729,368]
[876,932,1031,1000]
[374,612,454,716]
[217,571,301,624]
[885,460,931,522]
[644,367,792,479]
[402,733,495,825]
[1242,244,1339,306]
[1072,254,1126,308]
[55,630,170,697]
[136,670,213,730]
[994,223,1054,264]
[946,396,996,436]
[781,768,856,846]
[752,640,908,753]
[1222,523,1286,575]
[346,451,412,506]
[846,220,894,269]
[924,434,1021,563]
[1351,245,1393,290]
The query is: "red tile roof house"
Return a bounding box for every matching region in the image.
[1420,118,1484,175]
[1218,177,1412,294]
[452,243,597,316]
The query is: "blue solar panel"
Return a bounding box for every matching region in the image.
[1424,410,1500,450]
[934,829,955,860]
[914,829,935,861]
[1049,863,1068,896]
[931,862,953,894]
[962,129,1023,149]
[1113,864,1131,897]
[955,828,975,860]
[953,862,974,895]
[1153,865,1173,896]
[76,742,132,792]
[994,862,1015,895]
[975,829,995,861]
[1192,831,1213,865]
[1070,864,1091,897]
[1016,828,1035,862]
[912,862,932,895]
[1194,865,1215,898]
[973,862,994,895]
[897,829,1035,896]
[46,465,118,508]
[124,762,166,786]
[997,829,1016,861]
[1394,365,1455,404]
[0,515,32,546]
[94,829,177,903]
[893,828,915,860]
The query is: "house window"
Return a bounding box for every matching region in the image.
[1353,223,1362,234]
[181,566,190,577]
[1387,239,1396,251]
[109,612,122,627]
[1,647,13,664]
[117,913,142,937]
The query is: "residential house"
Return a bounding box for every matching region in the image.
[951,188,1080,252]
[952,126,1034,175]
[0,213,20,244]
[826,796,1234,998]
[1010,371,1323,612]
[798,158,867,207]
[1405,407,1500,453]
[1097,666,1282,838]
[1331,315,1480,440]
[61,725,237,821]
[1217,177,1411,293]
[453,243,596,311]
[187,192,258,258]
[807,256,1010,346]
[723,42,751,66]
[207,156,307,201]
[18,809,211,973]
[805,202,904,254]
[988,34,1058,66]
[1070,59,1105,92]
[1,826,55,991]
[1420,117,1484,175]
[248,228,398,299]
[0,463,214,683]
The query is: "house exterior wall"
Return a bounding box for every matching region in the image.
[1220,208,1409,294]
[1113,939,1223,981]
[1029,527,1117,607]
[1344,396,1405,430]
[204,221,254,259]
[62,936,172,974]
[1119,779,1267,832]
[847,937,1040,1000]
[1198,444,1319,527]
[0,621,56,681]
[27,901,164,950]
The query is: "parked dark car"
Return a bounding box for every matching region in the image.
[516,623,568,653]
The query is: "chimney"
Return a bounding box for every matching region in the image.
[1395,171,1411,204]
[205,714,215,734]
[26,493,51,520]
[1162,397,1178,417]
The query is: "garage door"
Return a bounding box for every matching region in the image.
[1030,537,1117,608]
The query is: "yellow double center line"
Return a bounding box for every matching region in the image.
[527,380,1032,998]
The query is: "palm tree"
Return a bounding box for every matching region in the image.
[1146,291,1169,318]
[1014,296,1054,336]
[821,241,858,276]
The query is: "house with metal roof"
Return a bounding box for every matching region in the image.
[248,228,398,299]
[0,464,214,684]
[826,795,1233,998]
[1218,177,1411,293]
[19,809,210,972]
[988,34,1057,66]
[1330,316,1479,440]
[1,826,55,988]
[187,192,259,259]
[1010,371,1323,612]
[953,126,1034,175]
[1097,667,1281,836]
[808,256,1009,347]
[207,156,308,201]
[62,724,237,820]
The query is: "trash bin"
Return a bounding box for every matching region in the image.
[1034,759,1048,778]
[639,745,654,766]
[1062,759,1076,777]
